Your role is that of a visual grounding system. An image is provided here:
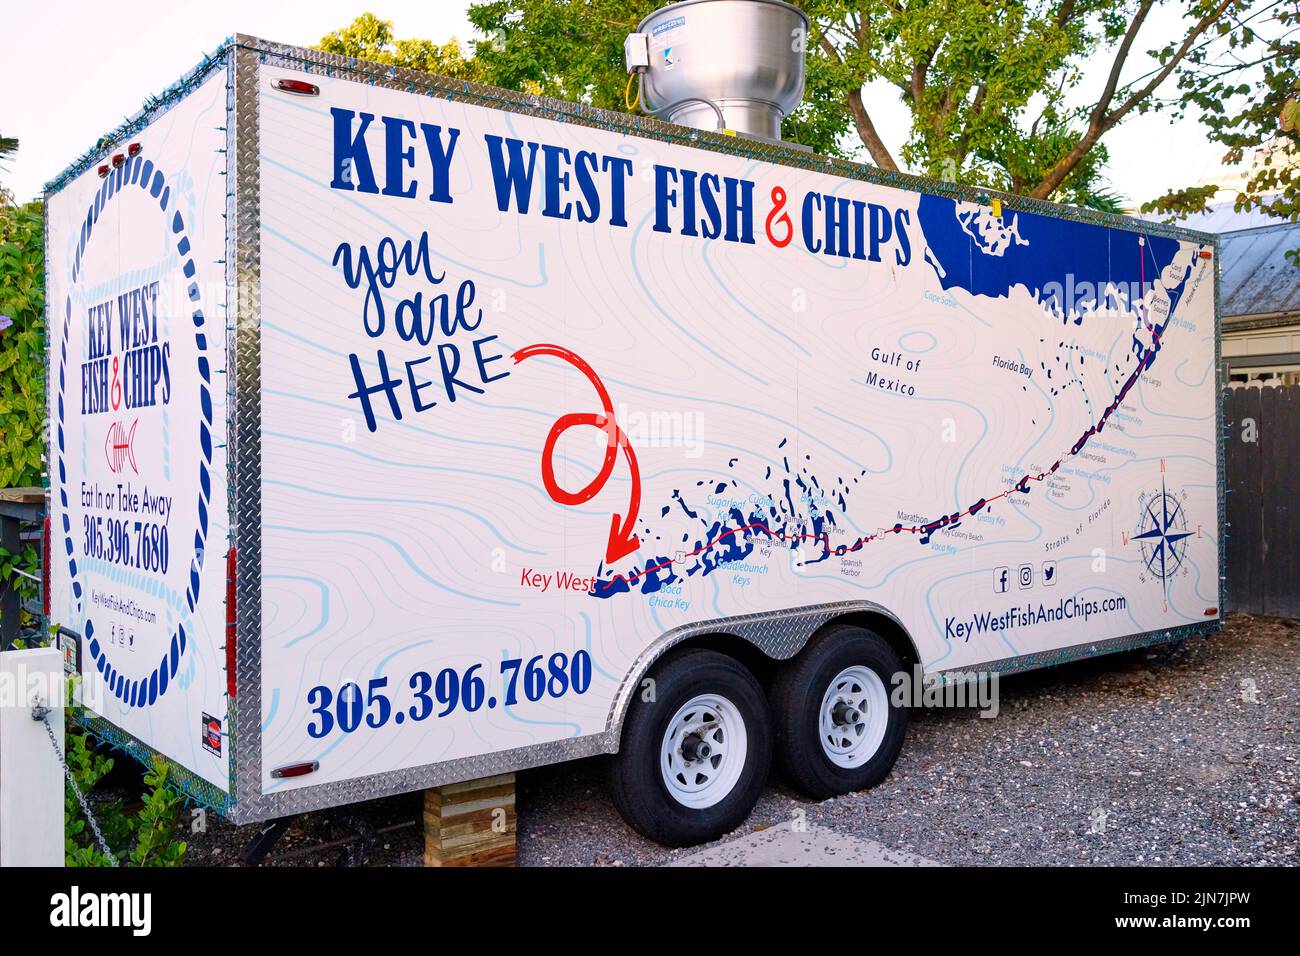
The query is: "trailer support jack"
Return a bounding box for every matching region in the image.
[238,817,292,866]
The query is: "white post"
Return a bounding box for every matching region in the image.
[0,647,64,867]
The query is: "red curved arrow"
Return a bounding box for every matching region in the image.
[513,343,641,565]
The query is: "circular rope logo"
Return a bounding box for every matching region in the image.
[55,154,216,708]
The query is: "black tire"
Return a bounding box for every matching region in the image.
[771,624,909,800]
[607,648,772,848]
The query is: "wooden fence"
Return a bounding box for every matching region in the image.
[1225,384,1300,619]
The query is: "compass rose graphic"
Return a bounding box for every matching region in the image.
[1134,476,1193,594]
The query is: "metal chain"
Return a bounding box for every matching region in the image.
[33,705,119,866]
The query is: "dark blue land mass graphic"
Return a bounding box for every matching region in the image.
[915,193,1183,320]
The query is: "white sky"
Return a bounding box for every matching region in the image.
[0,0,1237,206]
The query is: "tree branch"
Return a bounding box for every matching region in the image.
[955,83,989,164]
[1107,0,1239,125]
[817,32,844,65]
[848,87,900,170]
[911,43,937,104]
[1089,0,1156,130]
[1030,0,1238,199]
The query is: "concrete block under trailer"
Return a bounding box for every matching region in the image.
[45,36,1223,847]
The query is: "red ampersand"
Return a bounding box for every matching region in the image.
[110,355,122,410]
[765,186,793,248]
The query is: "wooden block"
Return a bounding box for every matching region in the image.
[424,773,516,867]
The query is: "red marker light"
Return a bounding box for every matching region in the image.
[271,78,319,96]
[127,142,142,157]
[42,517,51,619]
[1199,250,1213,259]
[226,547,237,698]
[270,761,320,779]
[97,164,110,178]
[111,153,124,168]
[1205,607,1219,617]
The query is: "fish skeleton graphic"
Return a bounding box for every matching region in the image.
[104,419,139,474]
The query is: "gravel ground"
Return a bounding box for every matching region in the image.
[186,614,1298,866]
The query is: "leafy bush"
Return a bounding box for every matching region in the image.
[64,678,189,867]
[0,199,44,488]
[0,198,44,616]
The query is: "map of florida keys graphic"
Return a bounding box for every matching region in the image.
[514,201,1204,601]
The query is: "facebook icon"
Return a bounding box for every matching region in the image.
[993,567,1010,593]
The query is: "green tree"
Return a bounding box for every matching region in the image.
[317,11,481,80]
[466,1,1286,207]
[462,0,1122,204]
[466,0,640,104]
[1144,1,1298,251]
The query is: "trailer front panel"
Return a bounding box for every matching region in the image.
[46,65,231,801]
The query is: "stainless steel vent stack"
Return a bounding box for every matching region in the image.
[624,0,808,143]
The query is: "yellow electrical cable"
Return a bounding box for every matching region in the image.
[624,71,641,112]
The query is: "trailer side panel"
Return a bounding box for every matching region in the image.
[251,56,1218,804]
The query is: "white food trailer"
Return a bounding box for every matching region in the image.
[45,10,1222,847]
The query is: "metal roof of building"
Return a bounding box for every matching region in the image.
[1133,200,1300,321]
[1156,204,1292,233]
[1219,220,1300,320]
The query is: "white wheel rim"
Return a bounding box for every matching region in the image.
[818,665,889,768]
[659,694,748,809]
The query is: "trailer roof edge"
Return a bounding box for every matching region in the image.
[45,32,1216,244]
[239,32,1218,243]
[42,37,235,197]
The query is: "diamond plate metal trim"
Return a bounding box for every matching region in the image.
[1214,237,1228,621]
[933,620,1220,681]
[232,733,616,824]
[225,34,1228,823]
[230,42,266,817]
[79,713,234,814]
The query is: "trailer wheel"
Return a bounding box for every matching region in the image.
[607,648,771,847]
[771,625,908,800]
